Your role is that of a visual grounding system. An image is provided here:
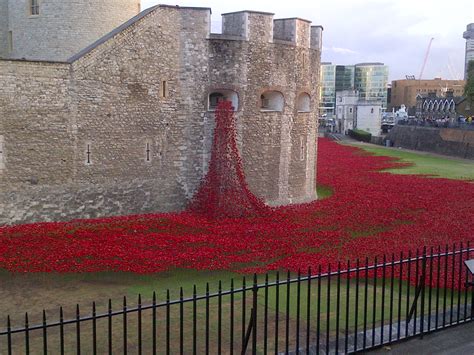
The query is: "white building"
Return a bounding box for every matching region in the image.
[335,90,358,134]
[335,90,383,136]
[356,101,382,136]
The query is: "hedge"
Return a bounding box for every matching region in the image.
[348,129,372,143]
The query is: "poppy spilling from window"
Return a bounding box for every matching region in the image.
[187,101,269,218]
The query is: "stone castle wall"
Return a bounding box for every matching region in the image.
[0,0,8,57]
[0,6,322,225]
[1,0,140,61]
[387,125,474,159]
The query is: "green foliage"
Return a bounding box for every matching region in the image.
[465,60,474,102]
[348,129,372,142]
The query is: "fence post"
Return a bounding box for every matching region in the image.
[252,274,258,354]
[420,247,427,339]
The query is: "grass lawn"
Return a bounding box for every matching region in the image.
[2,268,463,353]
[347,142,474,180]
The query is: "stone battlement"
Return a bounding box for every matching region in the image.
[219,10,322,49]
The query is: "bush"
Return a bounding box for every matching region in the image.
[348,129,372,143]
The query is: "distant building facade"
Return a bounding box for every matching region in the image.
[356,101,383,135]
[320,62,389,117]
[320,63,336,118]
[335,90,358,133]
[390,78,466,114]
[335,65,355,92]
[335,90,382,136]
[354,63,389,108]
[415,91,462,120]
[464,23,474,80]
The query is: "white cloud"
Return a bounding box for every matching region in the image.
[326,46,358,55]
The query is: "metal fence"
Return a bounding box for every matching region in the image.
[1,243,474,354]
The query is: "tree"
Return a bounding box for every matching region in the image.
[465,60,474,104]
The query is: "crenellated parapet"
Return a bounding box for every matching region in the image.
[273,18,311,48]
[221,10,274,43]
[219,10,323,49]
[310,26,324,50]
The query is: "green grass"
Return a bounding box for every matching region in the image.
[317,185,334,199]
[348,143,474,180]
[3,270,463,353]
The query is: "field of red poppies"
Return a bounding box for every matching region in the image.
[0,139,473,275]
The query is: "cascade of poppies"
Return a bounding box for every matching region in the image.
[187,101,269,218]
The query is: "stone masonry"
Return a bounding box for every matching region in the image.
[0,5,323,225]
[0,0,140,61]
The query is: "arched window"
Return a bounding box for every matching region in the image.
[440,100,446,112]
[260,91,284,112]
[429,101,435,111]
[208,90,238,111]
[296,93,311,112]
[449,100,455,112]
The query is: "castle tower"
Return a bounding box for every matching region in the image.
[0,0,141,61]
[0,0,8,58]
[464,23,474,80]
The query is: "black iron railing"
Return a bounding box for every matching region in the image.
[1,243,474,354]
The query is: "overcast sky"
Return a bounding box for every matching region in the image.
[142,0,473,81]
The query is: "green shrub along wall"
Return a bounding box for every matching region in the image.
[348,129,372,143]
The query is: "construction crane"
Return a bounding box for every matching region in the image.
[419,37,434,80]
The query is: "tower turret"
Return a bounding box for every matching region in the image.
[0,0,141,61]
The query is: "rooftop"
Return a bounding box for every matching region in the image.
[222,10,274,16]
[274,17,312,23]
[355,62,385,66]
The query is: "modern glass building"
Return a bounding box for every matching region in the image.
[320,62,389,117]
[354,63,389,108]
[335,65,355,92]
[319,63,336,117]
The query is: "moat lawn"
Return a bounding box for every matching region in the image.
[348,142,474,180]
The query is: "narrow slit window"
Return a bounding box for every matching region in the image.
[161,81,167,98]
[30,0,40,15]
[145,142,151,162]
[0,136,4,170]
[7,31,12,53]
[300,136,305,161]
[86,144,91,165]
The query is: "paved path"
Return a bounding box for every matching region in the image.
[370,322,474,354]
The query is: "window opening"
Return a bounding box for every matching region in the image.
[161,81,167,98]
[30,0,39,15]
[86,144,91,165]
[146,143,151,162]
[209,93,225,110]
